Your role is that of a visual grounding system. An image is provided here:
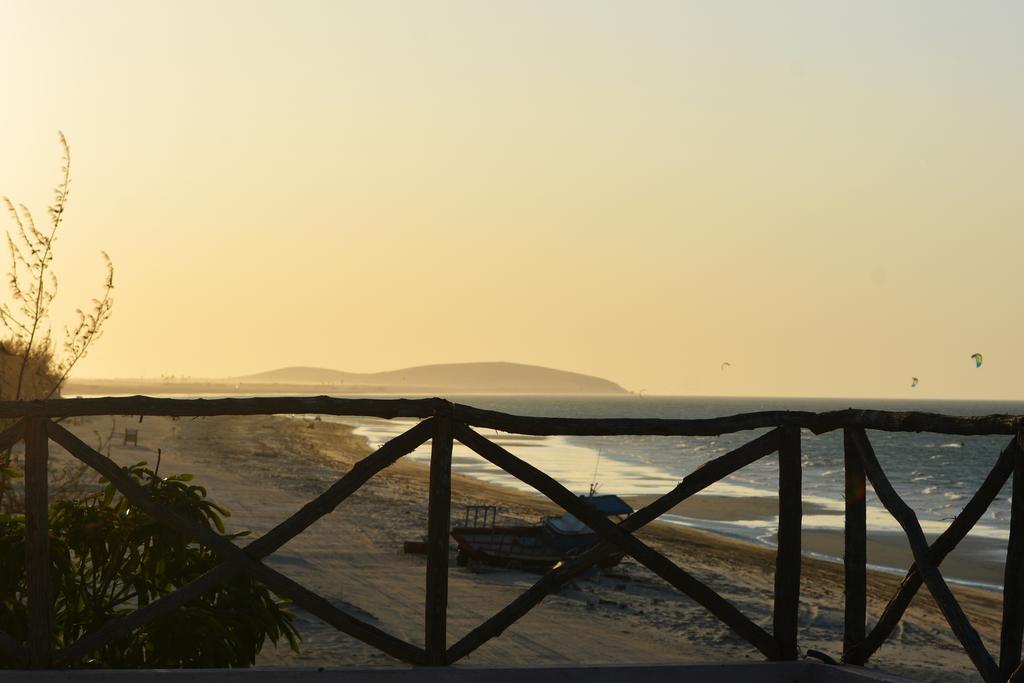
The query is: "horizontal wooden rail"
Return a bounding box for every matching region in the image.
[454,403,1024,436]
[0,396,439,419]
[0,396,1023,434]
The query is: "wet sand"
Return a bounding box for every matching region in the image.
[55,414,1007,682]
[629,493,1007,589]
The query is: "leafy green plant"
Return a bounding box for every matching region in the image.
[0,462,299,668]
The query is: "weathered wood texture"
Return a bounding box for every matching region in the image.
[1,396,1023,434]
[0,396,439,419]
[455,423,780,660]
[773,426,801,660]
[47,420,427,665]
[425,412,454,665]
[842,428,867,662]
[454,403,1024,436]
[848,436,1018,665]
[24,417,51,668]
[849,428,1000,683]
[53,418,434,666]
[446,428,782,663]
[1001,435,1024,680]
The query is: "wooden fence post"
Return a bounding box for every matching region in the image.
[24,417,51,668]
[1001,434,1024,679]
[425,405,454,665]
[774,425,802,660]
[843,428,867,663]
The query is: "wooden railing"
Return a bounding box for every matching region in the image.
[1,396,1023,681]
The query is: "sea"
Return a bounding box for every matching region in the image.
[337,395,1022,588]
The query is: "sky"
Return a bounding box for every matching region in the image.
[1,1,1022,399]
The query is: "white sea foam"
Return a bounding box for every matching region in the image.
[325,397,1016,576]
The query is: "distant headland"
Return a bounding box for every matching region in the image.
[64,361,629,396]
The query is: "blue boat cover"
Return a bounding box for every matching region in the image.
[582,494,633,516]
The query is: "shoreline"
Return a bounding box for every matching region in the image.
[343,413,1012,594]
[57,414,1003,681]
[626,493,1006,591]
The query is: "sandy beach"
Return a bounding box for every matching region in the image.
[629,494,1008,589]
[53,414,1007,682]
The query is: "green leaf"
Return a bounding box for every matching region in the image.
[1,463,301,667]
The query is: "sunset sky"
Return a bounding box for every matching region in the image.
[1,1,1022,398]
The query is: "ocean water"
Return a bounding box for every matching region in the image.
[341,395,1022,580]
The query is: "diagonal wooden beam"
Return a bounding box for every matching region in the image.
[446,428,782,663]
[0,417,26,453]
[54,418,435,666]
[57,416,431,664]
[47,420,427,665]
[454,423,780,660]
[846,435,1018,665]
[56,560,241,666]
[238,418,436,559]
[849,428,1000,683]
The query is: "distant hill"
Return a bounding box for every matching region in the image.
[65,361,629,396]
[234,362,627,394]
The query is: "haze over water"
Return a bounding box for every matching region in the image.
[3,2,1024,402]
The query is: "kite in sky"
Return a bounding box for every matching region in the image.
[971,353,984,368]
[721,362,731,371]
[911,377,919,388]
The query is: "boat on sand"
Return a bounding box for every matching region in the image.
[450,494,634,572]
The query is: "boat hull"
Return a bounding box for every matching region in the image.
[450,525,624,572]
